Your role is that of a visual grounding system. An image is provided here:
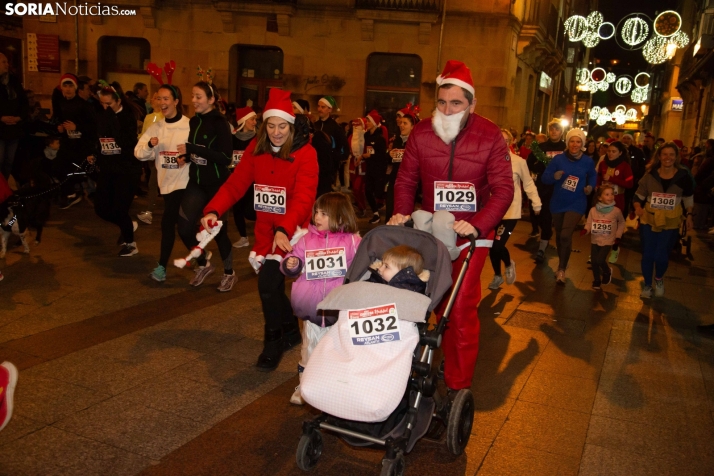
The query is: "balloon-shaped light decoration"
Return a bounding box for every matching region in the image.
[618,15,651,49]
[643,36,669,64]
[596,115,609,126]
[631,86,649,103]
[576,68,590,85]
[615,76,633,95]
[654,11,682,38]
[598,22,615,40]
[606,72,617,83]
[589,106,601,120]
[626,109,639,120]
[565,15,589,42]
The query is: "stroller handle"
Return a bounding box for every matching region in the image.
[404,219,477,250]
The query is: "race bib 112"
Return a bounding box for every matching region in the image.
[434,181,477,212]
[348,304,401,346]
[305,247,347,280]
[254,184,286,214]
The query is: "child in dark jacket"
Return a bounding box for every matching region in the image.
[367,244,430,295]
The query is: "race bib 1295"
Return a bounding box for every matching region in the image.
[591,219,612,235]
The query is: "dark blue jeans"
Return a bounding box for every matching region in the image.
[639,224,678,286]
[0,138,19,179]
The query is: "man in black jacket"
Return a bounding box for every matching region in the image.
[621,133,646,216]
[0,53,29,179]
[313,96,346,190]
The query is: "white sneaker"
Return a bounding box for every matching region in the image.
[640,285,653,299]
[504,260,517,285]
[488,275,504,290]
[654,278,665,297]
[137,211,152,225]
[290,385,304,405]
[232,237,249,248]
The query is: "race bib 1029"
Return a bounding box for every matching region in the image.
[650,192,676,210]
[100,138,120,155]
[254,184,286,214]
[305,247,347,280]
[159,151,180,169]
[434,181,477,212]
[348,304,401,346]
[562,175,579,192]
[591,219,612,235]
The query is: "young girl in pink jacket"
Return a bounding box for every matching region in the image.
[281,192,360,405]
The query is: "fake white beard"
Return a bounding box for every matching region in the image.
[432,108,467,144]
[351,127,365,157]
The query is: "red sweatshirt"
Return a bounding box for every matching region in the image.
[596,157,634,213]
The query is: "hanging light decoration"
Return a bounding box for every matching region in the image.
[631,86,649,103]
[615,76,633,95]
[653,11,682,38]
[583,32,601,48]
[626,109,639,120]
[671,30,690,49]
[617,14,651,50]
[596,115,609,126]
[598,81,609,91]
[565,15,589,42]
[634,72,650,89]
[576,68,590,85]
[606,73,617,83]
[589,106,601,121]
[643,12,690,64]
[643,35,670,64]
[598,22,615,40]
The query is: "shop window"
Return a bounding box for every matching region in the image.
[236,45,283,109]
[98,36,150,77]
[365,53,421,135]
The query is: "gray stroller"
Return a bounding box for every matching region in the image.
[296,225,478,476]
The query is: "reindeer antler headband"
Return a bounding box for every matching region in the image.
[146,60,176,85]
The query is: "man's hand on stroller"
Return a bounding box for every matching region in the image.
[387,213,411,226]
[453,220,478,239]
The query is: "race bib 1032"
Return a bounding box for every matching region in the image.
[348,304,401,346]
[305,247,347,280]
[434,181,477,212]
[254,184,286,214]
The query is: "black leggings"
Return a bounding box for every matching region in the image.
[531,198,554,241]
[553,211,582,270]
[94,172,139,244]
[489,219,518,276]
[178,181,233,273]
[590,244,612,281]
[258,260,296,332]
[159,189,190,268]
[365,168,386,214]
[232,185,256,237]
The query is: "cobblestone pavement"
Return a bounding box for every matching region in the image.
[1,197,713,476]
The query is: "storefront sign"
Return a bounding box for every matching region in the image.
[27,33,60,73]
[671,98,683,112]
[539,72,553,94]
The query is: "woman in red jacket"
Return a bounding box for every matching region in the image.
[597,141,634,215]
[201,89,318,371]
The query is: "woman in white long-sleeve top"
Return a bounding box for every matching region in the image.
[488,129,542,289]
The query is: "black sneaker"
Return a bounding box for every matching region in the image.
[535,249,545,263]
[118,243,138,257]
[592,280,601,290]
[369,213,380,224]
[602,268,612,285]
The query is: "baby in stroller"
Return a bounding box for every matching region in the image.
[298,225,476,475]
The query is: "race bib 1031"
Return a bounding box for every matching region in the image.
[305,247,347,280]
[254,184,286,214]
[434,181,477,212]
[348,304,401,346]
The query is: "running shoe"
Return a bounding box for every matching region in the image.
[290,385,304,405]
[528,230,540,238]
[369,213,381,224]
[0,361,18,432]
[592,281,601,290]
[137,211,153,225]
[217,272,237,292]
[640,285,653,299]
[608,248,620,263]
[505,260,517,284]
[535,249,545,264]
[488,275,504,290]
[119,242,138,257]
[190,261,215,286]
[59,193,82,210]
[150,264,166,282]
[556,269,566,285]
[602,267,613,285]
[232,237,249,248]
[654,278,665,297]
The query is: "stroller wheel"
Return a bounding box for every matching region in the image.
[446,389,474,456]
[380,452,405,476]
[296,430,323,471]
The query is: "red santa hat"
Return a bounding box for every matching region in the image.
[672,139,684,149]
[352,117,367,129]
[365,110,382,128]
[235,106,256,128]
[59,73,78,89]
[397,103,420,122]
[262,89,295,124]
[436,60,475,96]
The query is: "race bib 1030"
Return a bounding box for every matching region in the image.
[348,304,401,346]
[254,184,286,214]
[100,138,121,155]
[434,181,477,212]
[650,192,676,210]
[305,247,347,280]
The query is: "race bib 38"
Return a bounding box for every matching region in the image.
[159,151,180,169]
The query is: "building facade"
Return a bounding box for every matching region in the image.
[0,0,589,134]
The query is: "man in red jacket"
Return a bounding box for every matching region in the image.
[388,60,513,391]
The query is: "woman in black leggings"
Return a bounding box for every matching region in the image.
[176,81,235,292]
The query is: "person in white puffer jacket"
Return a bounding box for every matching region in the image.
[134,84,191,282]
[488,129,542,289]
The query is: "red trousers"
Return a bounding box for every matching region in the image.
[435,244,489,390]
[351,173,367,212]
